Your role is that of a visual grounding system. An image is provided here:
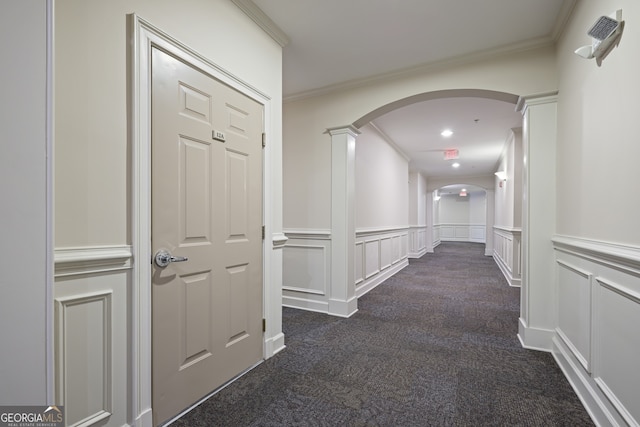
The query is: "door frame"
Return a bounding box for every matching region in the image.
[129,14,279,425]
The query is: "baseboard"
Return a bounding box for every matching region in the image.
[517,317,554,352]
[265,332,286,358]
[552,335,626,427]
[134,408,153,427]
[328,296,358,318]
[282,295,328,314]
[408,248,427,259]
[356,258,409,298]
[493,254,521,287]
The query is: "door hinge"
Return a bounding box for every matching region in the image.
[262,132,266,148]
[262,318,266,332]
[262,225,265,240]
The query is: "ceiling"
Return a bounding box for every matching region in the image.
[248,0,575,182]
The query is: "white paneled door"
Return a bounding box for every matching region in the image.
[151,47,264,426]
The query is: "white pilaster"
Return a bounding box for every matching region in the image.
[485,189,495,256]
[327,126,360,317]
[425,191,435,253]
[517,92,558,351]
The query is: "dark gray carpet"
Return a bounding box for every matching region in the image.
[172,242,594,426]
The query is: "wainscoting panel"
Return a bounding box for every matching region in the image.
[593,276,640,426]
[282,231,332,313]
[356,228,409,298]
[439,224,486,243]
[282,244,327,295]
[433,225,441,248]
[556,260,592,373]
[284,229,411,314]
[365,239,380,279]
[552,236,640,427]
[355,241,364,285]
[408,226,427,258]
[493,227,522,287]
[54,246,130,427]
[380,237,392,271]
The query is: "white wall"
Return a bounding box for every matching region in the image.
[556,1,640,245]
[437,192,487,243]
[56,0,282,247]
[354,124,410,294]
[0,0,49,405]
[551,1,640,425]
[355,124,409,230]
[438,192,486,225]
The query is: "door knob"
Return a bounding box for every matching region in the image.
[154,249,188,268]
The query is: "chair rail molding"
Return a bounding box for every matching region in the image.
[54,245,133,277]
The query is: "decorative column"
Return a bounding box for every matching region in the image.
[327,126,360,317]
[517,92,558,350]
[485,189,495,256]
[425,191,434,253]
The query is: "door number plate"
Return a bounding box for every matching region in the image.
[212,130,226,142]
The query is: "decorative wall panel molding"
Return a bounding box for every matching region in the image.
[552,235,640,427]
[433,224,441,248]
[282,244,328,295]
[439,223,485,243]
[56,291,113,426]
[408,226,427,258]
[355,228,409,298]
[282,232,332,313]
[493,227,521,287]
[283,228,410,314]
[555,259,592,373]
[54,246,130,427]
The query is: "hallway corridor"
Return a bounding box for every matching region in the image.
[173,243,592,426]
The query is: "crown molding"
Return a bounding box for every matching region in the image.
[550,0,578,41]
[231,0,289,47]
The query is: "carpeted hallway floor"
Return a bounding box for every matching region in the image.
[172,242,594,426]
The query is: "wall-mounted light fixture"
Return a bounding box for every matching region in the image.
[495,171,507,188]
[574,10,625,66]
[494,171,507,181]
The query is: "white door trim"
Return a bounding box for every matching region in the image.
[46,0,55,404]
[129,14,274,426]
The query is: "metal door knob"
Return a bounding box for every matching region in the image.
[154,249,188,268]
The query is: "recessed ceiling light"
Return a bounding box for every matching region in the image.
[452,162,460,168]
[441,129,453,137]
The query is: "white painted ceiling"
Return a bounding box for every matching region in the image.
[250,0,574,181]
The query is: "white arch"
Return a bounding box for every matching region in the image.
[353,88,518,129]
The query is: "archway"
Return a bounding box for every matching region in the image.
[432,184,494,256]
[352,89,522,256]
[353,89,519,129]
